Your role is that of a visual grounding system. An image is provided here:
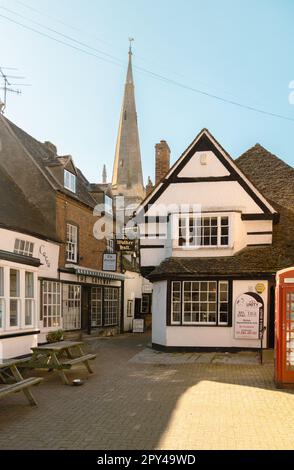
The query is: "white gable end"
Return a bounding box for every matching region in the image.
[178,151,230,178]
[145,181,263,216]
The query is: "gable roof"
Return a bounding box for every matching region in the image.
[137,129,277,218]
[0,165,58,241]
[148,144,294,280]
[1,116,97,209]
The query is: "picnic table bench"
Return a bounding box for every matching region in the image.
[0,359,42,406]
[20,341,96,385]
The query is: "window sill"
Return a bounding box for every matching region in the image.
[169,324,230,328]
[174,245,233,250]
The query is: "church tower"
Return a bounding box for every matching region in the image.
[111,41,145,212]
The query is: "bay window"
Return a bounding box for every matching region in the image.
[0,265,38,333]
[171,280,230,326]
[10,269,20,327]
[178,215,230,248]
[25,271,34,326]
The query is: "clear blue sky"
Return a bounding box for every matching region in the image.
[0,0,293,184]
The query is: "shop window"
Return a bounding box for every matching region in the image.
[219,281,229,325]
[104,287,119,326]
[42,281,61,328]
[171,282,181,325]
[63,284,81,331]
[170,280,230,326]
[178,215,230,248]
[66,224,78,263]
[14,239,34,257]
[91,287,103,327]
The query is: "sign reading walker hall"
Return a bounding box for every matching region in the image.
[115,239,136,252]
[234,292,264,340]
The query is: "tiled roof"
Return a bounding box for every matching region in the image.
[148,144,294,279]
[0,166,57,241]
[4,118,97,208]
[236,144,294,211]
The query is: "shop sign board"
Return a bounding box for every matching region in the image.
[234,292,264,340]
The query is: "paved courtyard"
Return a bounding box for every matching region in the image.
[0,333,294,450]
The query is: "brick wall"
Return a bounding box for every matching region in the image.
[56,194,107,270]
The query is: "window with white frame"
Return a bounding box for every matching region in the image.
[64,169,76,193]
[171,281,230,326]
[104,287,119,326]
[171,281,181,324]
[106,237,114,253]
[42,281,61,328]
[25,272,34,326]
[105,195,113,215]
[9,269,20,327]
[219,281,229,325]
[0,267,4,329]
[91,287,102,327]
[14,239,34,257]
[178,215,230,248]
[66,224,78,262]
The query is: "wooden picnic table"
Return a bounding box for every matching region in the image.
[0,358,42,406]
[26,341,96,385]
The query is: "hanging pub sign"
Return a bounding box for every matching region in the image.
[115,239,136,252]
[103,253,117,272]
[234,292,264,340]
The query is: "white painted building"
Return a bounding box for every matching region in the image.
[0,227,60,359]
[137,129,294,350]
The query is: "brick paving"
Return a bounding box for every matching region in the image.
[0,333,294,450]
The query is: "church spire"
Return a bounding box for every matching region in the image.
[111,40,145,204]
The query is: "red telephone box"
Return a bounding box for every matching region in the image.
[275,268,294,387]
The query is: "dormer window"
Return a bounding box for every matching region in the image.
[64,169,76,193]
[178,215,230,248]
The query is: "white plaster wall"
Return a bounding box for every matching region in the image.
[141,248,167,266]
[151,281,167,346]
[0,334,38,359]
[178,151,230,178]
[164,280,268,349]
[124,271,143,332]
[0,227,59,279]
[145,182,263,216]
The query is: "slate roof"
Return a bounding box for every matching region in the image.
[4,117,97,208]
[0,165,57,241]
[148,144,294,280]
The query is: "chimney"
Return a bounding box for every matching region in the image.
[44,141,57,155]
[155,140,170,185]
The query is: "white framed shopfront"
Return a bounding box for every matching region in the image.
[152,277,270,350]
[39,269,125,340]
